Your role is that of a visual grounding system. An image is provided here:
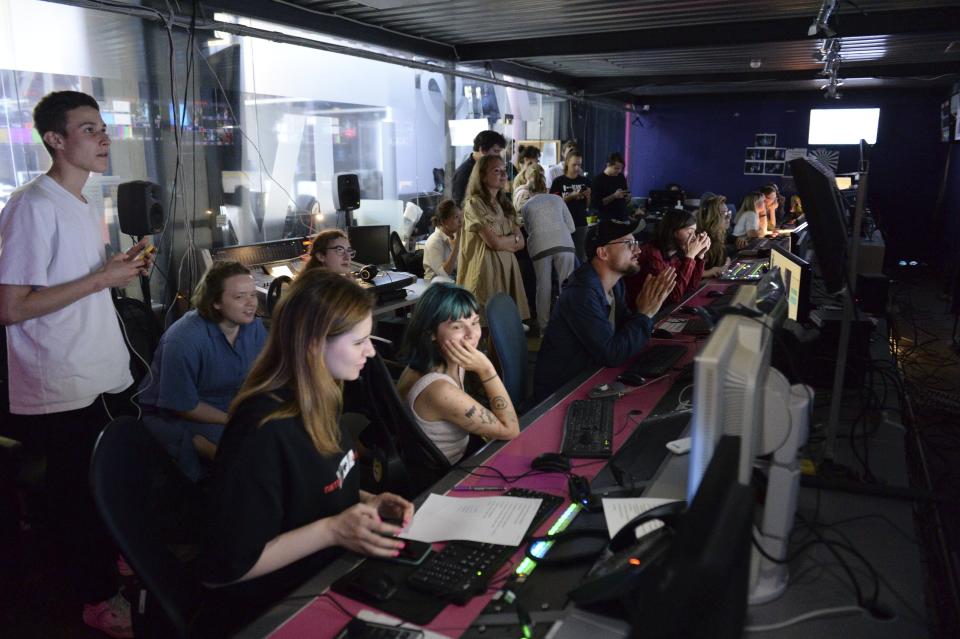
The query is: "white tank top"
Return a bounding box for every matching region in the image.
[406,371,470,464]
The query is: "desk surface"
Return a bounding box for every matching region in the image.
[239,282,926,639]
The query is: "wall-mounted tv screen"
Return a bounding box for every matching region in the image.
[808,108,880,145]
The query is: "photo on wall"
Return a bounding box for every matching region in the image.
[745,147,765,161]
[755,133,777,147]
[763,161,785,176]
[765,148,786,161]
[744,161,765,175]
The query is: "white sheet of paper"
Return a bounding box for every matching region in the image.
[400,494,542,546]
[660,318,686,333]
[601,497,680,538]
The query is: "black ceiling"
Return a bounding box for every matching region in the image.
[204,0,960,100]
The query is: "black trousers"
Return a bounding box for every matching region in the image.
[17,395,121,604]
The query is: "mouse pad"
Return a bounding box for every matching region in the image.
[331,558,447,625]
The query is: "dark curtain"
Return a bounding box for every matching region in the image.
[558,101,627,178]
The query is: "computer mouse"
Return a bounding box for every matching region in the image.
[589,380,628,399]
[652,328,674,339]
[706,290,725,298]
[678,306,697,315]
[531,452,571,473]
[345,570,397,602]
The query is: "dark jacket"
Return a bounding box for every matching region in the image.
[451,155,476,207]
[533,261,653,401]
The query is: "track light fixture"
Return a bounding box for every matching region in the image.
[808,0,839,37]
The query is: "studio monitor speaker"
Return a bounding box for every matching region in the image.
[118,181,164,236]
[333,173,361,211]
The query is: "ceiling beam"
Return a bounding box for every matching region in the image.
[575,61,960,92]
[205,0,455,61]
[456,8,960,62]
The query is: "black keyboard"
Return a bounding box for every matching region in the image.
[707,284,740,309]
[619,343,687,385]
[335,619,421,639]
[681,317,712,336]
[560,399,615,458]
[406,488,562,604]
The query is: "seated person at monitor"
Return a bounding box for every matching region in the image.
[696,195,731,278]
[782,195,803,226]
[625,209,708,309]
[396,283,520,463]
[198,270,414,636]
[760,184,782,234]
[423,200,461,282]
[139,261,267,481]
[301,229,355,275]
[731,192,765,249]
[533,219,676,402]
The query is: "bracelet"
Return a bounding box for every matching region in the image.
[479,373,498,384]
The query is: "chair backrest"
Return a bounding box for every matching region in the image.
[361,347,451,499]
[389,231,407,264]
[90,417,201,637]
[485,293,529,408]
[113,296,163,388]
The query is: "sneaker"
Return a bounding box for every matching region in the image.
[83,594,134,639]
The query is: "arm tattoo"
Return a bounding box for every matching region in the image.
[465,406,477,419]
[491,396,508,411]
[478,407,496,425]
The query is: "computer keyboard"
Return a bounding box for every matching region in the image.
[707,285,740,309]
[681,317,712,336]
[335,618,421,639]
[406,488,562,604]
[619,343,687,385]
[560,398,615,458]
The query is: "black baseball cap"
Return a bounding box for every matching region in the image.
[585,218,645,259]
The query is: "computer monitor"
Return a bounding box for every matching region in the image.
[769,244,811,323]
[348,225,391,267]
[689,314,770,500]
[626,435,753,639]
[789,157,849,295]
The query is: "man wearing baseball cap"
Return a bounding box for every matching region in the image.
[533,218,676,401]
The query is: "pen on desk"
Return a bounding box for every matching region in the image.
[451,485,505,492]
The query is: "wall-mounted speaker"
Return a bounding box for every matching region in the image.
[333,173,361,211]
[118,181,164,236]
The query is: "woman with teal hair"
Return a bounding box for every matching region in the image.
[396,282,520,463]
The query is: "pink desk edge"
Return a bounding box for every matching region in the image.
[269,283,731,638]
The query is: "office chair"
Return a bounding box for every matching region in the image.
[90,417,202,638]
[389,231,425,277]
[358,345,451,499]
[485,293,530,411]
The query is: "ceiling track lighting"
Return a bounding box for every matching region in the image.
[808,0,839,37]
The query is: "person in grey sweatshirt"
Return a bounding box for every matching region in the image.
[520,164,577,332]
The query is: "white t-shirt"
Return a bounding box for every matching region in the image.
[423,227,456,281]
[545,163,564,190]
[732,209,760,238]
[0,175,133,414]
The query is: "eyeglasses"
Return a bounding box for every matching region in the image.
[327,246,356,257]
[605,239,640,250]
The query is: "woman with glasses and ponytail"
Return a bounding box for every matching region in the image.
[302,229,356,275]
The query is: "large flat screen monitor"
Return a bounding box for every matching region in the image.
[788,157,849,294]
[808,108,880,145]
[348,225,391,267]
[769,244,812,323]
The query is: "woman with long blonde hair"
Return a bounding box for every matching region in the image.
[457,154,530,320]
[697,195,731,278]
[199,269,413,634]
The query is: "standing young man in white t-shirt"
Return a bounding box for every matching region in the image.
[0,91,153,638]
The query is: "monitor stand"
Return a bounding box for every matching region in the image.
[749,370,813,605]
